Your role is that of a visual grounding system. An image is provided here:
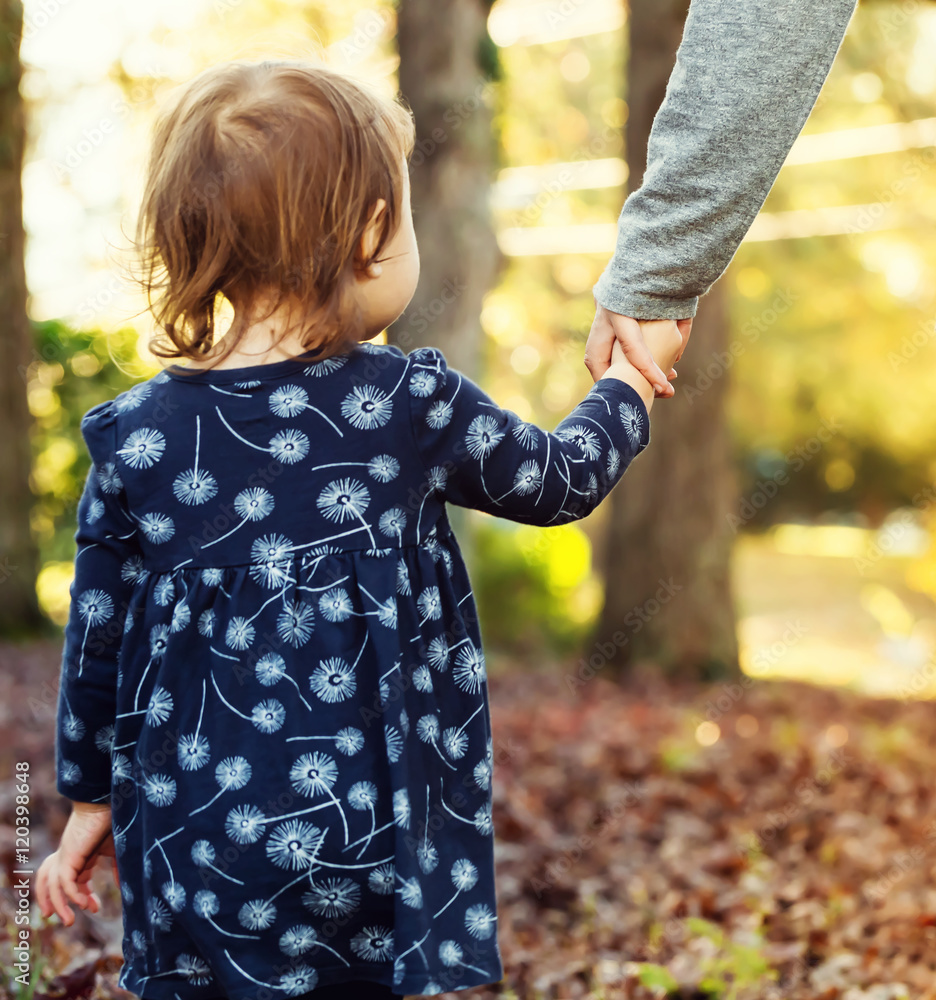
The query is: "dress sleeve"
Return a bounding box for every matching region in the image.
[404,347,651,526]
[592,0,858,320]
[55,401,141,805]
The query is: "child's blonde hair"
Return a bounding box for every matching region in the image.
[131,59,415,369]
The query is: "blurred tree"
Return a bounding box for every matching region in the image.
[0,0,42,634]
[595,0,740,679]
[390,0,501,378]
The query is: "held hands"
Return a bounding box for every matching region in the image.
[584,304,692,397]
[36,802,118,927]
[595,315,687,412]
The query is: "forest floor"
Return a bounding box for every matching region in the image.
[3,640,936,1000]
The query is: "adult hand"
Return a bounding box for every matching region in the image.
[584,304,693,394]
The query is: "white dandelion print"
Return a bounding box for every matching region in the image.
[304,354,347,376]
[416,714,457,771]
[268,428,310,464]
[138,512,175,544]
[309,658,356,704]
[453,642,487,694]
[464,414,504,460]
[97,461,123,493]
[173,416,218,504]
[114,382,152,412]
[201,488,274,550]
[75,588,113,675]
[318,587,355,623]
[317,478,370,523]
[349,926,393,962]
[193,891,260,940]
[289,751,349,843]
[433,857,479,918]
[117,427,166,469]
[426,399,453,428]
[340,384,393,430]
[416,586,442,624]
[189,755,252,816]
[367,454,400,482]
[190,840,245,887]
[153,574,175,606]
[225,616,255,650]
[619,399,644,448]
[465,902,497,939]
[143,773,177,807]
[437,938,489,976]
[238,898,277,932]
[249,533,294,589]
[368,864,395,895]
[265,819,326,871]
[85,498,104,524]
[303,877,361,918]
[276,599,315,648]
[409,370,437,397]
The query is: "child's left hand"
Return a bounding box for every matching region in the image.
[36,802,117,926]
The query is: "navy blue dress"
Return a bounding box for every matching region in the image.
[54,342,650,999]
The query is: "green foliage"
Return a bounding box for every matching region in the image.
[470,515,600,659]
[684,918,778,999]
[28,319,145,619]
[477,31,503,83]
[633,920,779,997]
[636,962,679,993]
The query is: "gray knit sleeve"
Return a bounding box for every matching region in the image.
[593,0,858,320]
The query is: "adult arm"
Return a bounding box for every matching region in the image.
[586,0,858,382]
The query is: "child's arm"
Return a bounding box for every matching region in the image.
[37,400,141,923]
[404,340,669,526]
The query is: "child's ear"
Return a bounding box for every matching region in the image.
[359,198,388,267]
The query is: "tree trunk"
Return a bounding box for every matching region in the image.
[0,0,41,635]
[595,0,739,680]
[390,0,500,379]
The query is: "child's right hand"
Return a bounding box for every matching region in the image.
[636,319,684,376]
[599,319,684,412]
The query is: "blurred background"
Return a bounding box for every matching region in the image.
[4,0,936,997]
[7,0,936,693]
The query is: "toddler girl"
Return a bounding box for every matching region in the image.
[37,59,682,999]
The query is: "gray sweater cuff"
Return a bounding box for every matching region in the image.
[593,276,699,321]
